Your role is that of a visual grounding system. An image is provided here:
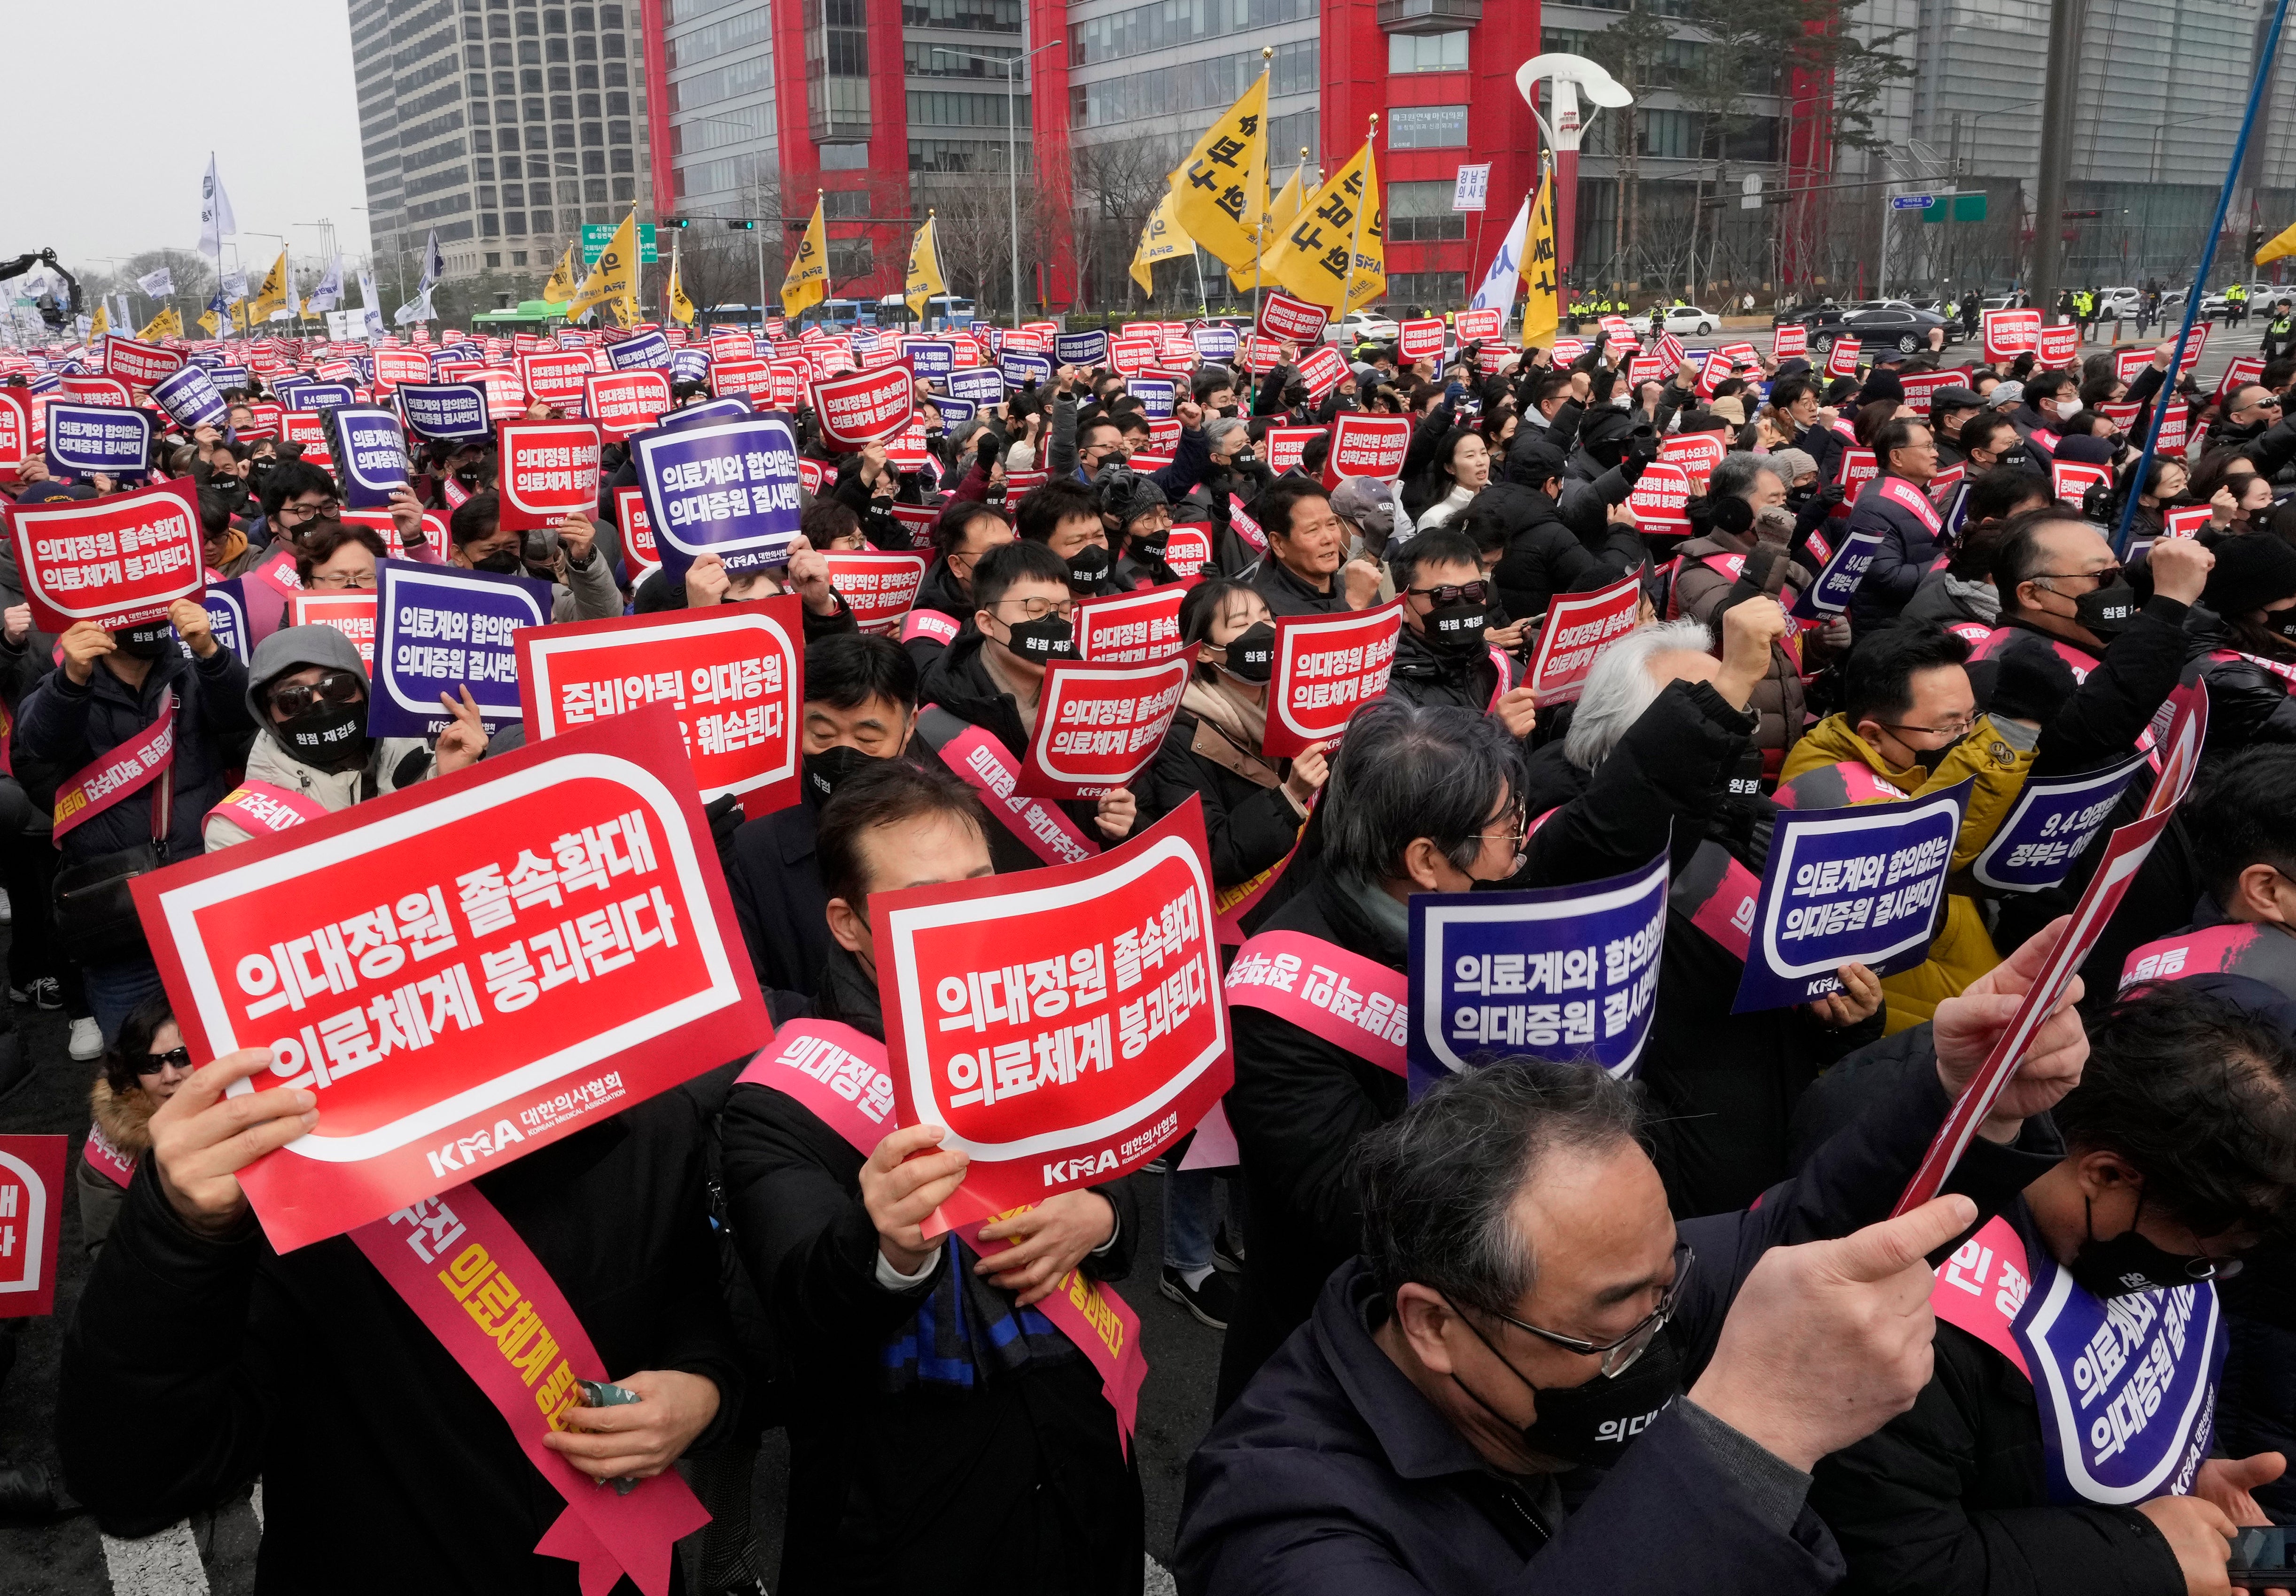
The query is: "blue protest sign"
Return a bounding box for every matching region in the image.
[331,405,412,510]
[631,411,804,581]
[1792,527,1884,619]
[294,382,356,412]
[661,396,756,431]
[1190,325,1239,364]
[150,366,228,430]
[191,579,252,664]
[1056,330,1107,368]
[1126,377,1176,418]
[669,348,712,386]
[396,381,492,442]
[1406,850,1670,1097]
[369,558,553,737]
[272,376,314,409]
[948,368,1004,407]
[907,340,955,381]
[1969,751,2148,894]
[187,351,225,370]
[207,365,249,393]
[1731,779,1971,1011]
[931,395,976,427]
[46,403,153,478]
[607,330,672,371]
[1001,351,1052,389]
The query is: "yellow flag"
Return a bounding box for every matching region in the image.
[87,300,109,340]
[781,194,829,319]
[668,246,696,325]
[1255,155,1313,281]
[249,250,291,323]
[198,308,220,336]
[2259,217,2296,267]
[1131,189,1193,294]
[906,214,948,319]
[1168,68,1269,278]
[566,209,639,323]
[1262,135,1385,313]
[137,306,181,340]
[541,243,580,305]
[1521,171,1560,352]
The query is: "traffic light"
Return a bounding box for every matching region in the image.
[663,217,690,228]
[727,218,756,231]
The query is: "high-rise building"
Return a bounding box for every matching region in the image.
[349,0,655,298]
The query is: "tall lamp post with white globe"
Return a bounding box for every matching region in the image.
[1514,54,1634,292]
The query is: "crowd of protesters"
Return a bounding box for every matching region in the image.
[4,287,2296,1596]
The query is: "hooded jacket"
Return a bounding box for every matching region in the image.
[1139,675,1307,891]
[203,626,435,852]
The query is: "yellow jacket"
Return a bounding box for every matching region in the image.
[1779,713,2038,1033]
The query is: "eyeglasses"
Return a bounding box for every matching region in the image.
[274,499,337,526]
[2033,565,2124,589]
[996,596,1076,622]
[139,1046,191,1076]
[308,568,377,590]
[1409,580,1494,606]
[1488,1242,1694,1377]
[271,668,366,719]
[1877,714,1976,743]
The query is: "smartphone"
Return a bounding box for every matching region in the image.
[2230,1526,2296,1589]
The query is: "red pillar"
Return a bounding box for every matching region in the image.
[1028,0,1079,309]
[638,0,674,221]
[1466,0,1543,280]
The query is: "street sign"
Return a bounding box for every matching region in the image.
[1890,194,1936,211]
[1741,174,1763,210]
[1452,164,1492,212]
[582,223,659,264]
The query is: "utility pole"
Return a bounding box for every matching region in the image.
[2028,0,2081,321]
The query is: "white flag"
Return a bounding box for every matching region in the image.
[395,287,434,327]
[109,293,132,333]
[358,270,385,340]
[136,267,175,298]
[418,229,446,291]
[305,254,345,313]
[1469,194,1532,313]
[198,155,236,256]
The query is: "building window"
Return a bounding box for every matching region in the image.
[610,147,633,172]
[467,71,489,95]
[549,65,572,90]
[1388,104,1468,149]
[1389,31,1468,72]
[519,38,540,63]
[533,208,554,231]
[612,176,635,200]
[1067,39,1315,130]
[576,62,599,87]
[1385,271,1466,308]
[606,90,627,115]
[495,69,516,94]
[482,213,501,237]
[552,94,575,118]
[828,238,872,277]
[544,5,565,30]
[820,142,868,169]
[1387,181,1466,241]
[584,147,606,171]
[485,251,503,266]
[586,177,609,202]
[513,250,529,265]
[822,189,870,218]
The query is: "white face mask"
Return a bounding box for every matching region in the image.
[2057,397,2084,420]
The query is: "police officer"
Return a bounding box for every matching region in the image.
[2264,297,2296,363]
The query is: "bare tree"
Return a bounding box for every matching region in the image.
[1072,134,1172,311]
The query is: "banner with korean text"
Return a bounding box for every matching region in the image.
[0,1136,66,1319]
[498,420,603,532]
[631,411,803,582]
[823,550,930,635]
[1525,566,1642,707]
[6,480,204,634]
[1262,598,1403,759]
[371,559,553,738]
[1018,650,1193,799]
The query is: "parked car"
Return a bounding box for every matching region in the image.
[1781,298,1954,354]
[1327,309,1401,347]
[1658,304,1721,335]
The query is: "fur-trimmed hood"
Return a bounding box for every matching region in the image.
[90,1075,158,1160]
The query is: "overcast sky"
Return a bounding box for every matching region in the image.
[0,1,374,282]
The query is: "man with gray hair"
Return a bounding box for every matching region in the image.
[1177,932,2086,1595]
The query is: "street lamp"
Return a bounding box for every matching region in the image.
[928,37,1064,327]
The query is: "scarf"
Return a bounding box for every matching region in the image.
[1943,575,2001,622]
[1182,674,1266,752]
[207,526,248,570]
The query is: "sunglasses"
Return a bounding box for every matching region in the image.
[139,1046,191,1076]
[271,669,366,719]
[1409,580,1493,606]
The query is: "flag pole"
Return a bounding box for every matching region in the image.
[1339,115,1377,331]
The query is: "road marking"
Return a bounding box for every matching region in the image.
[100,1521,210,1596]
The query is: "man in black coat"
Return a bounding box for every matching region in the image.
[727,632,918,999]
[59,1049,747,1589]
[1486,437,1644,622]
[720,759,1142,1594]
[1381,527,1536,732]
[1177,946,2089,1596]
[1247,478,1375,617]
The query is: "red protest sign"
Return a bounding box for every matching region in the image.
[614,485,659,574]
[6,480,204,635]
[478,366,527,421]
[1626,460,1692,537]
[1825,337,1863,378]
[2156,402,2189,460]
[1322,413,1413,486]
[2036,323,2080,367]
[1526,566,1644,707]
[280,410,328,454]
[2163,505,2213,539]
[289,591,378,670]
[1838,446,1880,499]
[1110,338,1156,377]
[1164,523,1214,581]
[60,375,132,407]
[0,390,28,480]
[338,508,444,561]
[768,361,808,411]
[1295,344,1350,403]
[1658,432,1725,492]
[519,598,803,809]
[1075,582,1187,665]
[823,550,931,635]
[811,366,915,449]
[374,347,430,390]
[2097,402,2140,433]
[497,419,602,532]
[712,359,773,406]
[1898,365,1976,409]
[1019,649,1194,799]
[132,705,771,1254]
[1772,324,1809,360]
[1982,307,2041,362]
[1262,426,1322,473]
[242,402,283,440]
[518,351,592,409]
[1396,318,1446,363]
[102,334,184,387]
[1456,308,1502,343]
[877,797,1230,1232]
[1263,598,1404,759]
[2115,346,2156,387]
[1257,292,1330,345]
[583,371,672,440]
[0,1135,66,1319]
[2217,355,2266,403]
[2051,459,2110,507]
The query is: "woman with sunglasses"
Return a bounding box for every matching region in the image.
[77,993,190,1259]
[201,624,489,852]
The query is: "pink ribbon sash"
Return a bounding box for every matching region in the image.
[203,779,330,838]
[53,693,174,841]
[1223,930,1407,1077]
[919,705,1102,867]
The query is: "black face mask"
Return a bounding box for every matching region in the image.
[803,743,876,806]
[282,702,369,771]
[472,549,523,575]
[2272,609,2296,643]
[1216,621,1276,684]
[1065,542,1113,590]
[1000,615,1077,665]
[1910,732,1965,776]
[1128,525,1170,559]
[1999,445,2031,472]
[2072,573,2138,642]
[115,625,175,659]
[2069,1195,2225,1300]
[1454,1312,1684,1469]
[1422,601,1492,658]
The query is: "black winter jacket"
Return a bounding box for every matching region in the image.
[726,793,833,997]
[1137,704,1305,892]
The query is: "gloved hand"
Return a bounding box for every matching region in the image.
[704,793,745,856]
[1984,641,2079,727]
